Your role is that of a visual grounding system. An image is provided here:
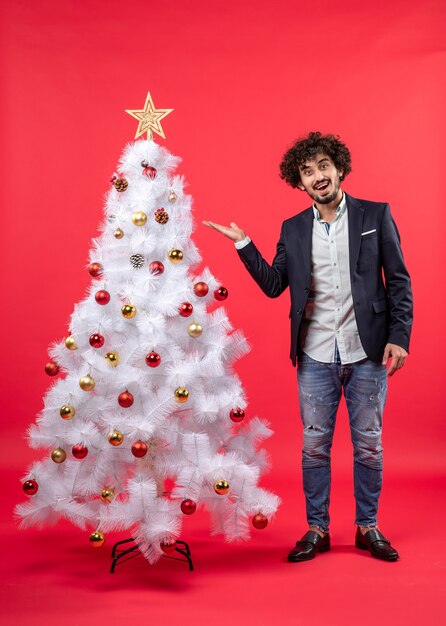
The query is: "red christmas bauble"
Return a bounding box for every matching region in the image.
[214,286,228,301]
[72,444,88,459]
[143,166,157,179]
[89,333,105,348]
[118,390,134,408]
[181,499,197,515]
[230,408,245,423]
[194,282,209,297]
[45,361,60,376]
[146,352,161,367]
[95,290,110,305]
[88,262,103,278]
[179,302,193,317]
[160,539,177,553]
[131,441,148,457]
[23,479,38,495]
[149,261,164,275]
[252,513,268,530]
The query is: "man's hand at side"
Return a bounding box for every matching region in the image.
[382,343,408,376]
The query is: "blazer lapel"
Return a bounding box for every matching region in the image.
[346,193,364,270]
[299,208,313,277]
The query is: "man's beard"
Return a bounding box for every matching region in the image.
[311,178,341,204]
[314,187,340,204]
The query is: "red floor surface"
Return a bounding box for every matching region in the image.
[3,469,445,626]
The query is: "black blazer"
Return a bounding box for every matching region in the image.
[236,193,413,366]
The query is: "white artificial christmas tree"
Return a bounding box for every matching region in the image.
[16,92,280,564]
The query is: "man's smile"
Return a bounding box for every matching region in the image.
[314,180,330,191]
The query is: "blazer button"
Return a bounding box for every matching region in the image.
[304,287,309,293]
[297,308,302,315]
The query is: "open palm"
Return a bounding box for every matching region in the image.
[202,220,246,243]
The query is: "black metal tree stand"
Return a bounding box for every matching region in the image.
[110,537,194,573]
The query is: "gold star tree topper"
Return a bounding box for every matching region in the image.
[125,92,173,140]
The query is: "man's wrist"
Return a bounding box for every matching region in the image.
[234,235,251,249]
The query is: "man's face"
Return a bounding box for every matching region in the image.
[297,152,343,205]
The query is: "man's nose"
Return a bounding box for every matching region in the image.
[315,170,325,180]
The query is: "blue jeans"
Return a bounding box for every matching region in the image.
[297,352,387,532]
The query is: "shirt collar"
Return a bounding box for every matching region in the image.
[312,191,346,222]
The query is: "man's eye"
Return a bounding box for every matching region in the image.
[321,164,328,169]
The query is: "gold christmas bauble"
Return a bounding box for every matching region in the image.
[65,335,77,350]
[132,211,147,226]
[51,448,67,463]
[187,321,203,338]
[168,248,183,264]
[114,228,124,239]
[105,351,119,366]
[174,387,189,403]
[60,405,75,420]
[100,487,115,503]
[214,479,230,495]
[108,429,124,446]
[168,191,177,203]
[79,374,95,391]
[121,304,137,319]
[89,531,105,547]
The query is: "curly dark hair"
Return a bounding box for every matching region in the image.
[279,131,352,189]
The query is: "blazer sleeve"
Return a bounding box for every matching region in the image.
[236,222,289,298]
[381,204,413,351]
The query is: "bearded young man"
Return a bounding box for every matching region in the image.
[203,131,413,562]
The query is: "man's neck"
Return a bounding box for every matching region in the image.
[314,190,344,223]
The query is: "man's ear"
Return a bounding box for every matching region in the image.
[297,181,305,191]
[338,170,344,181]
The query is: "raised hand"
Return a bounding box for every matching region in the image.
[202,220,246,243]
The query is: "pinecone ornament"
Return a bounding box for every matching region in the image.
[155,208,169,224]
[130,253,145,269]
[113,177,128,192]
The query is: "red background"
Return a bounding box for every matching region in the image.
[1,1,445,624]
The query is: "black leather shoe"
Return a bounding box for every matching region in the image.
[287,530,331,562]
[355,527,399,561]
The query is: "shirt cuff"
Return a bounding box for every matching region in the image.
[234,236,251,249]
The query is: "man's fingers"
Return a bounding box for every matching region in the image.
[387,358,397,376]
[394,356,407,375]
[383,344,394,376]
[382,346,391,365]
[202,220,221,230]
[202,220,231,235]
[387,354,407,377]
[202,220,244,242]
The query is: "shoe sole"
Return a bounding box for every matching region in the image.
[355,541,399,561]
[288,544,331,562]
